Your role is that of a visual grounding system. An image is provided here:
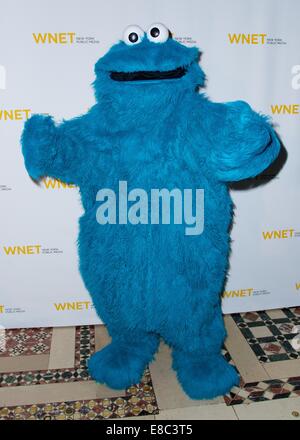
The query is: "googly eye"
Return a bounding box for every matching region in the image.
[123,25,144,45]
[147,23,169,43]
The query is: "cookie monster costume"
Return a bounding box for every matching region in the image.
[22,23,280,399]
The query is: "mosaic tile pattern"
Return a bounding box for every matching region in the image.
[224,377,300,406]
[1,308,300,419]
[232,308,300,363]
[0,325,158,420]
[75,326,95,368]
[223,346,300,406]
[224,310,300,406]
[222,346,237,369]
[0,328,52,357]
[0,326,93,388]
[0,369,158,420]
[0,366,90,387]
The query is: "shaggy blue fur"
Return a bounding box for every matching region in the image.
[21,32,280,399]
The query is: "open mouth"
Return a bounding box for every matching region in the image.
[110,66,186,82]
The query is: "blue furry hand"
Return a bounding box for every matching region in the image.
[21,113,88,185]
[209,101,280,182]
[21,114,57,180]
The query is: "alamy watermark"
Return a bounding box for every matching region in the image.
[95,181,204,236]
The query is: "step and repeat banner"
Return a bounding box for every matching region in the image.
[0,0,299,328]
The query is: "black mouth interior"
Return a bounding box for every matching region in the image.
[110,66,186,82]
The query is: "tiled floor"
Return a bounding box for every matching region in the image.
[232,308,300,363]
[0,308,300,420]
[0,328,52,358]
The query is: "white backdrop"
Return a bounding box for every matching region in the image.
[0,0,299,329]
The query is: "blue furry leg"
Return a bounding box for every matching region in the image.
[88,332,159,389]
[172,349,239,400]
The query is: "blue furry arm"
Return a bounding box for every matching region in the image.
[21,114,87,184]
[206,101,280,182]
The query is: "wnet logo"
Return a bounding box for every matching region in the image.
[271,105,299,115]
[262,229,295,240]
[32,33,76,44]
[296,283,300,291]
[223,288,253,299]
[42,178,76,189]
[3,245,41,255]
[228,33,267,44]
[0,109,31,121]
[54,301,93,312]
[0,305,4,313]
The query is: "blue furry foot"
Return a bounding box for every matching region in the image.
[172,351,239,400]
[88,338,158,389]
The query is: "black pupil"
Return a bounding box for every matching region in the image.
[150,27,160,38]
[128,32,138,43]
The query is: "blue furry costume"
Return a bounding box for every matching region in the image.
[22,24,280,399]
